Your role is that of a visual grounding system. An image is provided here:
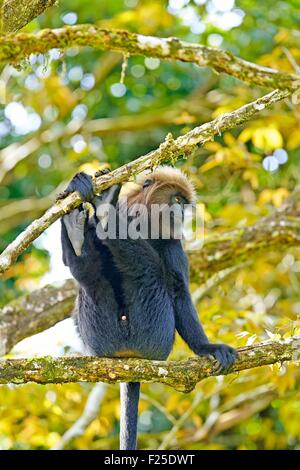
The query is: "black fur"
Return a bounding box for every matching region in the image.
[61,172,236,449]
[120,382,140,450]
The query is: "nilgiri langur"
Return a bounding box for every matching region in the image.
[60,166,236,450]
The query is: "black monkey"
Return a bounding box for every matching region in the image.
[60,167,236,450]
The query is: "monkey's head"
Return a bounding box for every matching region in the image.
[123,166,196,239]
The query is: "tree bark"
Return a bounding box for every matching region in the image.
[0,0,57,33]
[1,25,299,90]
[0,336,299,392]
[0,279,77,355]
[190,215,300,281]
[0,88,290,276]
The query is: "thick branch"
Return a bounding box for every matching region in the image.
[1,0,57,33]
[0,88,290,275]
[189,215,300,281]
[0,336,299,392]
[0,100,209,185]
[0,279,77,355]
[0,25,299,90]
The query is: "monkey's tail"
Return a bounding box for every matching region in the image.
[120,382,140,450]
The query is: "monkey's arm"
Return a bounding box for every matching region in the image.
[60,172,118,287]
[166,244,236,372]
[175,281,236,372]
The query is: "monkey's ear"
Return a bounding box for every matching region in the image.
[143,179,153,189]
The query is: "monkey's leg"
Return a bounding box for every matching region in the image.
[62,207,88,256]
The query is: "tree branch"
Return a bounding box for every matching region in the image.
[0,190,59,235]
[189,214,300,281]
[1,25,300,90]
[0,88,290,275]
[177,386,276,447]
[0,0,57,33]
[0,98,209,185]
[0,336,299,391]
[0,279,77,355]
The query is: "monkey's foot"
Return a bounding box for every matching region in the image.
[197,343,237,374]
[63,208,88,256]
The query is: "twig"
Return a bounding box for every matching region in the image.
[191,264,246,304]
[51,383,108,450]
[158,391,204,450]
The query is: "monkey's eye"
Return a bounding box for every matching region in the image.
[174,195,183,204]
[143,179,153,188]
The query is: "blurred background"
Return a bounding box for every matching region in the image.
[1,0,300,450]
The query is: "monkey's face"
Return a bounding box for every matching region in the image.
[125,166,196,240]
[145,183,189,239]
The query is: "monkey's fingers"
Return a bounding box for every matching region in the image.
[211,345,237,374]
[56,189,70,201]
[95,168,110,177]
[57,172,94,202]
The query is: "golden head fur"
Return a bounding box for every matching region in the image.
[123,166,196,208]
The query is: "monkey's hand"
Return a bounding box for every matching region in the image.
[197,343,237,374]
[56,169,121,206]
[56,172,95,202]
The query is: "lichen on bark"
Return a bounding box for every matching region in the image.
[0,279,77,355]
[0,25,299,89]
[0,0,57,33]
[0,336,299,392]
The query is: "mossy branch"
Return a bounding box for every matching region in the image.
[0,279,77,355]
[0,336,299,392]
[0,88,290,276]
[0,0,57,33]
[190,214,300,281]
[1,25,300,90]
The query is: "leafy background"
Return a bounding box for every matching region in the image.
[1,0,300,450]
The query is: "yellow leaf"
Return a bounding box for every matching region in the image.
[238,127,254,143]
[223,132,236,146]
[200,157,222,173]
[265,330,281,340]
[252,127,283,151]
[243,169,259,189]
[287,128,300,149]
[203,142,222,152]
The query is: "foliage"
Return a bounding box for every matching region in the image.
[1,0,300,450]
